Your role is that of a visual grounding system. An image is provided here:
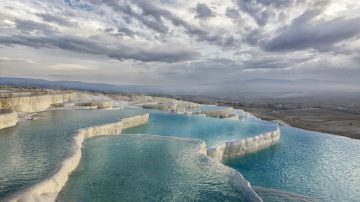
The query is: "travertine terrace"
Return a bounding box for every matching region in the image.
[5,113,150,202]
[0,92,75,113]
[0,109,17,129]
[207,128,281,161]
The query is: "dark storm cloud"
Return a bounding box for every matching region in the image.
[225,7,239,19]
[242,55,313,69]
[0,35,199,63]
[233,0,312,26]
[116,27,136,37]
[37,13,74,26]
[194,3,215,19]
[245,29,262,46]
[14,19,58,35]
[104,27,137,38]
[264,10,360,52]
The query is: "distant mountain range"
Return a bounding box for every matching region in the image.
[0,77,162,94]
[0,77,359,99]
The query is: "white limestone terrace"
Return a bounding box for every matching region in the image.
[75,92,125,110]
[107,95,257,121]
[0,91,124,128]
[234,109,258,121]
[0,109,17,129]
[193,106,236,119]
[4,113,149,202]
[0,92,280,201]
[207,128,281,161]
[116,95,281,161]
[74,100,113,109]
[130,95,200,113]
[126,95,241,120]
[0,92,76,113]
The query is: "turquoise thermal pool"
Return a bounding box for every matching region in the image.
[123,110,277,148]
[58,135,261,202]
[0,108,143,198]
[224,126,360,202]
[1,106,360,202]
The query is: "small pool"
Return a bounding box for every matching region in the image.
[123,110,277,148]
[224,126,360,201]
[0,108,144,199]
[58,134,261,202]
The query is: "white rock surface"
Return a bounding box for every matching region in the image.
[194,107,236,118]
[207,128,281,161]
[0,111,17,129]
[0,93,76,113]
[75,100,113,109]
[130,95,200,113]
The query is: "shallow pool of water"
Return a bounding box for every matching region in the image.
[58,134,261,202]
[0,108,143,199]
[124,110,277,147]
[224,126,360,202]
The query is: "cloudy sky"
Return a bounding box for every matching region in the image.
[0,0,359,89]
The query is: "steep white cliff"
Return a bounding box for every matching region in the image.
[5,113,149,202]
[121,113,149,129]
[0,93,76,113]
[0,111,17,129]
[208,128,280,161]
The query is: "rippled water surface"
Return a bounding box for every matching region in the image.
[0,108,143,198]
[58,135,261,202]
[224,127,360,202]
